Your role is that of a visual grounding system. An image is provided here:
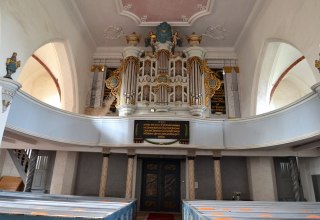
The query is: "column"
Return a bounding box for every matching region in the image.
[50,151,78,195]
[247,157,277,201]
[99,148,110,197]
[0,78,21,144]
[184,33,207,117]
[87,65,106,108]
[223,67,241,118]
[117,32,144,116]
[213,152,223,200]
[24,149,39,192]
[187,154,196,200]
[289,157,302,201]
[125,152,135,199]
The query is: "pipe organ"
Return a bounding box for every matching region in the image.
[106,22,222,117]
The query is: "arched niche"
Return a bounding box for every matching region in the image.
[18,41,77,112]
[255,40,318,114]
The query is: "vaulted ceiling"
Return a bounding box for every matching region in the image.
[74,0,259,48]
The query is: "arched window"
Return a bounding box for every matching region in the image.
[18,42,77,111]
[256,41,319,114]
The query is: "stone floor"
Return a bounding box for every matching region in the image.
[136,212,181,220]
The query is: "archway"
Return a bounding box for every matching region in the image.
[18,42,77,112]
[256,41,318,114]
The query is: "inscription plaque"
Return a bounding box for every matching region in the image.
[134,120,189,144]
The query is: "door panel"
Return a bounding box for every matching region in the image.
[141,159,180,212]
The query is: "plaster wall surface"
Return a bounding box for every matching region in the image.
[74,153,127,198]
[0,149,19,177]
[235,0,320,116]
[0,0,95,113]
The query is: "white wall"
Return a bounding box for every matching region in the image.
[0,149,19,177]
[236,0,320,116]
[299,157,320,201]
[0,0,96,113]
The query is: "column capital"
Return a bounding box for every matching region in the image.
[102,148,110,157]
[187,150,196,159]
[122,46,144,59]
[183,46,206,60]
[212,150,222,159]
[127,149,136,157]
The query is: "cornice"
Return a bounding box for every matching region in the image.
[93,46,237,60]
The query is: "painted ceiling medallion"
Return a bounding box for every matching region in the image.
[202,25,227,40]
[104,25,126,40]
[116,0,214,26]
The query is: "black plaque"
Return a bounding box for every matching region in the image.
[134,120,189,144]
[211,69,226,114]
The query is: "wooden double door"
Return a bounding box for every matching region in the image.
[140,159,181,212]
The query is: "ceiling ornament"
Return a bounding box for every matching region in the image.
[202,25,227,40]
[197,4,207,11]
[123,3,133,11]
[181,15,189,22]
[116,0,215,26]
[104,25,126,40]
[140,15,147,22]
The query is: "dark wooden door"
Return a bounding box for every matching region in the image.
[140,159,180,212]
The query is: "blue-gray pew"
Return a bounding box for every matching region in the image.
[183,200,320,220]
[0,191,136,220]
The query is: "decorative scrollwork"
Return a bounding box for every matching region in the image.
[203,60,221,107]
[105,61,126,106]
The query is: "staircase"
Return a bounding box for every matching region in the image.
[7,149,32,184]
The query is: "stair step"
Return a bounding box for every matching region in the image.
[0,176,24,191]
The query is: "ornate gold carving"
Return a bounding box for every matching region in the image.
[186,56,203,75]
[223,66,240,74]
[91,64,106,72]
[126,32,140,46]
[203,60,221,107]
[105,56,139,106]
[156,49,170,59]
[186,32,202,46]
[123,56,140,78]
[105,71,121,106]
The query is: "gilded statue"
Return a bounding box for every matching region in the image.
[4,52,21,79]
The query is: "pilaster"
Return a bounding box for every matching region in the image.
[0,78,21,145]
[212,151,223,200]
[99,148,110,197]
[187,151,196,200]
[125,150,136,199]
[224,67,241,118]
[50,151,78,195]
[247,157,277,201]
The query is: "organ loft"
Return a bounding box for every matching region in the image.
[104,22,223,117]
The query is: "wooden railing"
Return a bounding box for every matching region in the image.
[7,149,32,184]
